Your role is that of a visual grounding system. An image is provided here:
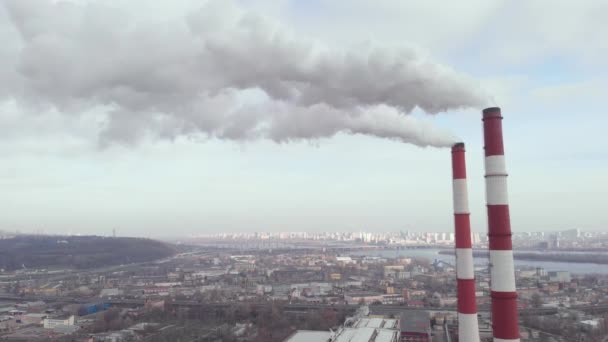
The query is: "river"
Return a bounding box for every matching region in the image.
[349,248,608,275]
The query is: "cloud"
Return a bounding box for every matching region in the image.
[273,0,503,52]
[531,80,606,104]
[492,0,608,63]
[267,0,608,69]
[0,0,486,148]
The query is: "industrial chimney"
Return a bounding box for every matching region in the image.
[451,142,480,342]
[482,107,520,342]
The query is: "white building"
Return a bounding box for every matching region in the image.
[344,292,385,305]
[335,256,355,264]
[580,319,600,331]
[43,315,75,329]
[285,317,399,342]
[99,288,123,298]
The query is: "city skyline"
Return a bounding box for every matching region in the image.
[0,0,606,236]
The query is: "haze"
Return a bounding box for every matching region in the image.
[0,0,606,236]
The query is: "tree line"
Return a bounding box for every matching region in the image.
[0,235,176,270]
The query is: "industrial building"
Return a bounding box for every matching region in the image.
[284,311,432,342]
[42,314,75,329]
[399,311,430,342]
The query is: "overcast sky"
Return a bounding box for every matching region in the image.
[0,0,606,236]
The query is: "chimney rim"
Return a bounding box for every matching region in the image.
[451,142,465,152]
[483,107,502,119]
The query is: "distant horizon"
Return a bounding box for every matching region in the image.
[3,227,604,239]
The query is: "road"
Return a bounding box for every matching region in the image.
[2,291,607,318]
[520,324,563,341]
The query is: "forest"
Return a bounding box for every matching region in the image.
[0,235,176,270]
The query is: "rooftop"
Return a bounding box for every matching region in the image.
[285,317,399,342]
[400,311,430,333]
[354,318,398,329]
[334,326,398,342]
[284,330,332,342]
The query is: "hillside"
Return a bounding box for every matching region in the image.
[0,235,176,271]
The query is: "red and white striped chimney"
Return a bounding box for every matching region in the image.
[451,142,480,342]
[482,107,520,342]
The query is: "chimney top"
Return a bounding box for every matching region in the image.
[482,107,502,119]
[451,142,465,152]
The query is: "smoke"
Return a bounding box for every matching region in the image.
[0,0,487,148]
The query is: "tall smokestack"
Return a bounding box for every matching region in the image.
[482,107,520,342]
[451,142,480,342]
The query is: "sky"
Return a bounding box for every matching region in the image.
[0,0,606,236]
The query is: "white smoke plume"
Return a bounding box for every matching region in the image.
[0,0,488,148]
